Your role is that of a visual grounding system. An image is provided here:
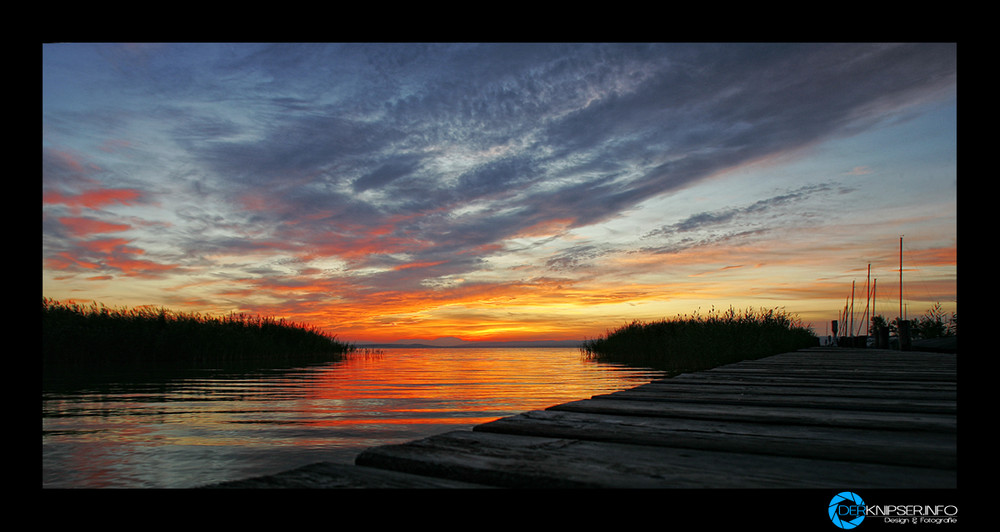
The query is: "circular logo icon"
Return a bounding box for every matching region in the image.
[829,492,866,529]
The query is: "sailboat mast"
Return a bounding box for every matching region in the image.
[899,236,904,321]
[850,280,855,339]
[861,263,871,336]
[842,293,849,340]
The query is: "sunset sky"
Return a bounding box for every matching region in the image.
[42,43,957,343]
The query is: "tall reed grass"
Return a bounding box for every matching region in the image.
[42,298,357,369]
[581,306,818,372]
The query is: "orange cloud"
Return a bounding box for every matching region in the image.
[905,246,957,268]
[45,252,101,271]
[298,232,431,262]
[58,217,131,237]
[44,188,143,214]
[104,256,179,277]
[393,260,448,271]
[512,218,576,238]
[45,234,179,279]
[79,238,144,255]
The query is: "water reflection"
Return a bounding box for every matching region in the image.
[42,347,667,488]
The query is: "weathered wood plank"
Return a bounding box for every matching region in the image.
[690,352,957,382]
[474,409,956,469]
[354,430,956,488]
[667,373,957,391]
[595,350,958,415]
[704,350,956,368]
[733,347,955,360]
[692,367,956,382]
[549,397,957,432]
[608,380,957,401]
[727,350,955,363]
[590,387,956,414]
[683,358,958,374]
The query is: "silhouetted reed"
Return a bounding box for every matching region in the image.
[581,306,818,372]
[43,298,358,369]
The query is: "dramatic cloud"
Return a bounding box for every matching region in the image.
[42,43,958,342]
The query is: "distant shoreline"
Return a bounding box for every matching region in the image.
[358,339,583,349]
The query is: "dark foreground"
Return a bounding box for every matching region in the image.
[205,347,957,489]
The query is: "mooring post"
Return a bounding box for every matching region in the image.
[898,320,911,351]
[878,325,890,349]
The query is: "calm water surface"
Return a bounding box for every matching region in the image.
[42,347,669,488]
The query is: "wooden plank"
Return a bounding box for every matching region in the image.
[734,348,955,361]
[691,352,957,382]
[723,354,952,364]
[667,373,957,391]
[694,360,957,375]
[609,380,957,401]
[474,409,955,469]
[726,350,955,364]
[598,350,958,414]
[589,387,956,414]
[692,367,956,382]
[354,429,956,489]
[549,397,957,432]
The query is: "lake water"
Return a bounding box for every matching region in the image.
[42,347,669,488]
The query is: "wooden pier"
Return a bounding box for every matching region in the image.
[207,347,957,489]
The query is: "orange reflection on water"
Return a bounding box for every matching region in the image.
[43,347,666,488]
[369,348,619,393]
[272,347,659,429]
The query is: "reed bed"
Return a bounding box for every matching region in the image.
[581,306,818,372]
[42,298,357,369]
